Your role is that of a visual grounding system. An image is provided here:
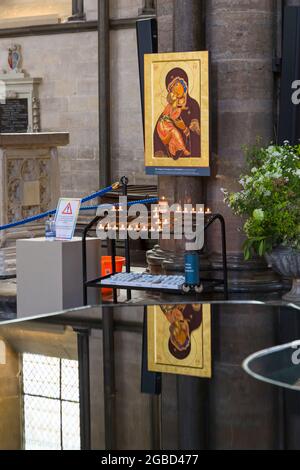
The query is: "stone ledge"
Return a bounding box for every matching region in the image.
[0,20,97,39]
[0,132,70,148]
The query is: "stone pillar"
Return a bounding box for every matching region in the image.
[156,0,282,451]
[209,305,280,450]
[206,0,281,291]
[207,0,274,251]
[156,0,174,53]
[148,0,207,274]
[154,0,208,451]
[205,1,281,449]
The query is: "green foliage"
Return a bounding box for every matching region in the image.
[222,143,300,259]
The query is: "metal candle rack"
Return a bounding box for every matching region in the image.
[82,177,229,305]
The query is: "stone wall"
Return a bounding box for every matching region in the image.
[0,33,99,199]
[0,0,72,21]
[85,0,98,21]
[110,0,154,184]
[157,0,174,52]
[110,0,144,18]
[110,27,149,184]
[0,0,151,196]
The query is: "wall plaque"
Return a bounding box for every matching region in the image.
[0,98,28,133]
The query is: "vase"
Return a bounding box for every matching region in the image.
[265,246,300,303]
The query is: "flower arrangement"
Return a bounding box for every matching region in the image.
[223,143,300,260]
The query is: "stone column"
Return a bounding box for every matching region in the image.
[206,1,281,449]
[206,0,281,291]
[148,0,207,274]
[154,0,208,451]
[155,0,282,450]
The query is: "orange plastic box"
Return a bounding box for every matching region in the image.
[101,256,125,296]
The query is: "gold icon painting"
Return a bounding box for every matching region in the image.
[145,51,210,176]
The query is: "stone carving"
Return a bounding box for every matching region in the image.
[0,44,42,133]
[6,156,51,222]
[0,133,69,275]
[8,45,23,74]
[32,97,40,132]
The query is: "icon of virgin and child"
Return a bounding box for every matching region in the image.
[154,67,201,161]
[160,304,203,360]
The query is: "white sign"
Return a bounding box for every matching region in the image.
[55,198,81,240]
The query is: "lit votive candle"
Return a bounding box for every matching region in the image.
[159,197,168,214]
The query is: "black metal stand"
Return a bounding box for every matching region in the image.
[121,176,131,301]
[204,213,229,300]
[82,177,127,306]
[82,209,229,303]
[82,214,101,306]
[102,307,117,450]
[74,327,91,450]
[81,177,228,450]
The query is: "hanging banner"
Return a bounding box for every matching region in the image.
[144,51,210,176]
[55,198,81,240]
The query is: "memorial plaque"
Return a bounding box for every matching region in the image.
[0,98,28,133]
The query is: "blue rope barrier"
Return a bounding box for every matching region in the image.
[0,183,118,232]
[0,190,159,231]
[128,197,158,207]
[81,197,159,212]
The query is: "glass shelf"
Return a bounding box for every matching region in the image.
[0,300,299,450]
[0,296,298,328]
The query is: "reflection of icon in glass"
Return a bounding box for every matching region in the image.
[154,68,201,161]
[160,304,202,360]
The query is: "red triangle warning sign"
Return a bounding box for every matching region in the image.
[62,202,73,215]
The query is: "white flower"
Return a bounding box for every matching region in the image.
[253,209,265,221]
[296,169,300,177]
